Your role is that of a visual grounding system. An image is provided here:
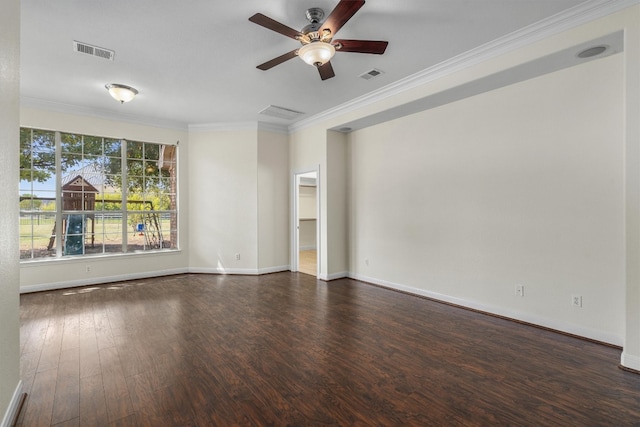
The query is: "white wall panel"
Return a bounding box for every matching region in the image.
[349,53,625,343]
[0,0,21,422]
[188,130,258,272]
[258,130,289,270]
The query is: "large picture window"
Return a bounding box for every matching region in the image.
[19,127,178,260]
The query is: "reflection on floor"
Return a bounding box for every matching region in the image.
[299,250,317,276]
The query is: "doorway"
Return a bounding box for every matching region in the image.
[293,170,319,277]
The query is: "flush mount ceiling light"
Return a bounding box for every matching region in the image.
[298,41,336,67]
[105,83,138,103]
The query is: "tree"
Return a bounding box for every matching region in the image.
[20,129,86,182]
[19,194,42,210]
[20,128,55,182]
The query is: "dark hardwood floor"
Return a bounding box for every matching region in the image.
[17,272,640,426]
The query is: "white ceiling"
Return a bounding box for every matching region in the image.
[20,0,591,130]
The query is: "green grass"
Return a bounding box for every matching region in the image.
[20,216,172,253]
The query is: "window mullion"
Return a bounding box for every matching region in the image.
[121,139,128,253]
[55,131,63,258]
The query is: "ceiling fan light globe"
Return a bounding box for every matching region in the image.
[298,42,335,67]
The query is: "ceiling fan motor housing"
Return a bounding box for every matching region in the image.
[305,8,324,24]
[302,8,324,34]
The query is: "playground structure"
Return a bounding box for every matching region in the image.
[41,175,165,253]
[51,176,98,254]
[47,200,165,254]
[128,200,165,249]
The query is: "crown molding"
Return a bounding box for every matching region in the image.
[257,121,290,135]
[188,121,289,134]
[20,96,189,131]
[188,121,259,133]
[288,0,640,134]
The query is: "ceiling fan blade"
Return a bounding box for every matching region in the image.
[249,13,302,40]
[334,39,388,54]
[318,61,335,80]
[257,49,298,71]
[320,0,365,37]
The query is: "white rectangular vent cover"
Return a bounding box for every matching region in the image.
[259,105,305,120]
[359,68,384,80]
[73,41,115,61]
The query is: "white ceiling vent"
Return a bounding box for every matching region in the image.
[73,41,115,61]
[259,105,305,120]
[359,68,384,80]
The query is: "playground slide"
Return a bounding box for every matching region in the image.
[64,214,84,255]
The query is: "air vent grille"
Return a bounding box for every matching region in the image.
[73,41,115,61]
[259,105,305,120]
[359,68,384,80]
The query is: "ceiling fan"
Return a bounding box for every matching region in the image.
[249,0,388,81]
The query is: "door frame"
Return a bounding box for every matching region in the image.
[291,166,320,275]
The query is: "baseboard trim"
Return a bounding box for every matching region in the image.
[180,266,293,275]
[257,265,291,275]
[188,267,260,275]
[621,352,640,372]
[349,272,622,347]
[318,271,349,281]
[20,266,297,293]
[1,381,23,427]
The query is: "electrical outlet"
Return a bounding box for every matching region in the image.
[235,253,240,261]
[572,295,583,307]
[85,265,91,273]
[515,284,524,297]
[365,259,369,266]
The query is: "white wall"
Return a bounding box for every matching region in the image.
[258,130,289,271]
[188,129,258,273]
[349,53,624,344]
[326,131,349,278]
[622,5,640,371]
[19,108,190,291]
[188,126,290,274]
[20,108,187,145]
[0,0,21,423]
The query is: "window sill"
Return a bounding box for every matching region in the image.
[19,248,183,267]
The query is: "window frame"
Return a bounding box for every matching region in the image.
[19,127,179,261]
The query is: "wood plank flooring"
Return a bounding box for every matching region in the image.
[18,272,640,426]
[298,250,317,276]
